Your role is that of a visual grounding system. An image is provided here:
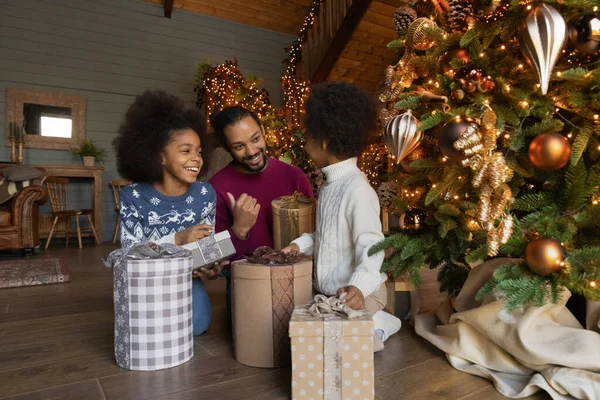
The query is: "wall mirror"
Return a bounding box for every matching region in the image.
[5,88,86,150]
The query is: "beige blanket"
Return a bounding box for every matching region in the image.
[414,258,600,399]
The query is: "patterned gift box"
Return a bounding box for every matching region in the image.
[112,254,194,371]
[232,257,313,368]
[181,230,236,269]
[289,306,375,400]
[272,192,315,250]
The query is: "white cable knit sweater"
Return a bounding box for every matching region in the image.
[292,157,386,297]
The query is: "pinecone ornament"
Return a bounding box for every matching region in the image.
[394,7,418,35]
[448,0,473,32]
[377,181,400,210]
[413,0,435,17]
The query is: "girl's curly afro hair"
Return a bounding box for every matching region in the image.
[113,90,208,183]
[303,82,375,158]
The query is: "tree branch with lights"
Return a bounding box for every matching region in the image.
[369,0,600,311]
[195,59,322,192]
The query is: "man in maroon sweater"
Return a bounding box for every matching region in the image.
[208,106,313,315]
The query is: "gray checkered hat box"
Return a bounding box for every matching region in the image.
[112,255,195,371]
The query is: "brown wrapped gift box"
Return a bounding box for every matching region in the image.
[231,257,313,368]
[272,192,315,250]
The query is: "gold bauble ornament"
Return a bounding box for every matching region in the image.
[406,18,438,51]
[525,238,566,276]
[528,133,571,171]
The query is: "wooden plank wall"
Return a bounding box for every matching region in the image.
[0,0,293,243]
[327,0,399,94]
[144,0,313,35]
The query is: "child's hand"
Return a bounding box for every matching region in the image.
[175,224,213,245]
[192,260,229,280]
[227,192,260,239]
[337,285,365,310]
[281,243,300,254]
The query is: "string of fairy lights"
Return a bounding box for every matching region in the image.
[281,0,324,124]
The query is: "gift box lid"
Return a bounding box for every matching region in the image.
[271,192,315,215]
[289,306,374,338]
[232,258,312,280]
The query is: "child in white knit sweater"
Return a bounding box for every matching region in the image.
[283,82,401,350]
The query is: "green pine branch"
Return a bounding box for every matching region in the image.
[513,193,554,211]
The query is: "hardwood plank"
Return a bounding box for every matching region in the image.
[0,299,112,324]
[345,40,397,58]
[355,19,398,40]
[375,357,492,399]
[193,333,233,356]
[0,379,106,400]
[0,336,114,373]
[0,310,113,337]
[375,332,444,377]
[458,386,551,400]
[312,0,372,83]
[179,0,298,34]
[150,368,290,400]
[363,8,396,30]
[0,353,125,398]
[370,1,398,17]
[99,354,265,400]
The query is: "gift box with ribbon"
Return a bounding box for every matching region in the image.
[289,295,375,400]
[104,243,194,371]
[181,230,235,270]
[272,191,315,250]
[232,247,313,368]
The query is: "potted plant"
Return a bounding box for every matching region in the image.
[71,139,105,167]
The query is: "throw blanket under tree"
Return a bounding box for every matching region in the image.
[414,258,600,399]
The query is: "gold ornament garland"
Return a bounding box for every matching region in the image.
[455,109,514,256]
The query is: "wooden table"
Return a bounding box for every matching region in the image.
[32,164,103,242]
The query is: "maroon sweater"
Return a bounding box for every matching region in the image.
[209,158,314,261]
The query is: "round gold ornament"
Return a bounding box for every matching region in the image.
[406,18,438,51]
[525,238,566,276]
[528,133,571,171]
[441,48,471,74]
[400,146,428,173]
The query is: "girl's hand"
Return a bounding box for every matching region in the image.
[192,260,229,280]
[175,224,213,245]
[337,285,365,310]
[281,243,300,254]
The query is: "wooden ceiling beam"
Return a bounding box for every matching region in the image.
[164,0,174,18]
[311,0,373,84]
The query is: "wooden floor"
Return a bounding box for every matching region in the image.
[0,243,549,400]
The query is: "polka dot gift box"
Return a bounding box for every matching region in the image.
[289,305,375,400]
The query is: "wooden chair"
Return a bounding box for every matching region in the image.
[44,176,100,249]
[109,179,130,244]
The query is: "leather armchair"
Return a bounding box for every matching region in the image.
[0,166,47,254]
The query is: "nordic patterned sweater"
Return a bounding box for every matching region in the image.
[119,181,217,248]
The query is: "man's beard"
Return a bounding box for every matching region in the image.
[237,150,267,173]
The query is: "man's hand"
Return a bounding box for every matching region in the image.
[227,192,260,239]
[192,260,229,280]
[281,243,300,254]
[337,285,365,310]
[174,224,213,245]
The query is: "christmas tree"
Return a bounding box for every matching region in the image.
[370,0,600,312]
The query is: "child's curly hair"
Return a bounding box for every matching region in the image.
[113,90,208,183]
[304,82,375,158]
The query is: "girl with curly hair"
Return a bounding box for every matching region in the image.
[113,89,220,336]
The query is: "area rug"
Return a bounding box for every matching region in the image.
[0,258,70,289]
